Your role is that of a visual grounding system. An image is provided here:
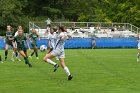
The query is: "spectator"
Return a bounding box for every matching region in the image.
[114,25,117,31]
[45,18,51,27]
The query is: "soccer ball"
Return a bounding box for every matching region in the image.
[40,45,47,52]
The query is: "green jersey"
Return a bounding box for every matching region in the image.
[14,34,27,49]
[5,31,14,42]
[29,33,38,44]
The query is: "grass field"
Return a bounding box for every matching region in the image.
[0,49,140,93]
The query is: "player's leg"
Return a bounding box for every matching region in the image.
[29,44,35,59]
[0,55,3,63]
[43,52,59,72]
[5,44,9,61]
[137,49,140,62]
[59,58,73,80]
[13,48,21,61]
[34,46,39,59]
[19,50,32,67]
[11,51,15,61]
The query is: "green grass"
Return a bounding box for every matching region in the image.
[0,49,140,93]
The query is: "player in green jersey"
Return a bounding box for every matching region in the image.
[29,29,40,59]
[4,25,18,61]
[14,29,32,67]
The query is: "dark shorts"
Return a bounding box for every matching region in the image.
[6,40,13,46]
[17,46,27,52]
[31,43,37,48]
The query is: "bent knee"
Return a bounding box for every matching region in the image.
[43,57,47,62]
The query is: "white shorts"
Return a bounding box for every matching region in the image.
[138,43,140,49]
[50,49,65,58]
[14,41,17,48]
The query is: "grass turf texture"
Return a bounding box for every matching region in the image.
[0,49,139,93]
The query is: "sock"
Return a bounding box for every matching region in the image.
[11,52,15,59]
[137,53,140,59]
[15,52,18,57]
[46,59,56,66]
[5,50,8,60]
[35,51,38,57]
[64,66,71,76]
[0,55,2,61]
[24,57,30,64]
[31,51,34,56]
[17,53,20,59]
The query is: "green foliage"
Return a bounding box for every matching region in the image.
[0,0,139,34]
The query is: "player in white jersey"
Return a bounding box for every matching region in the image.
[47,28,56,53]
[43,26,73,80]
[137,34,140,62]
[11,26,22,62]
[47,28,59,60]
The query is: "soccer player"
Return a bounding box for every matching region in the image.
[14,29,32,67]
[43,26,73,80]
[137,33,140,62]
[11,26,22,61]
[4,25,18,61]
[29,29,40,59]
[47,28,59,60]
[0,55,3,63]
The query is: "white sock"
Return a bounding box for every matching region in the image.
[11,52,15,59]
[16,53,20,59]
[46,59,56,66]
[64,66,71,76]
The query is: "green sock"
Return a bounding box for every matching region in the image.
[137,53,140,59]
[5,50,8,60]
[0,55,2,61]
[31,51,34,56]
[24,57,30,64]
[35,51,38,57]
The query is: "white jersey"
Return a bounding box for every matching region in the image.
[14,31,18,37]
[14,31,18,48]
[54,32,67,51]
[48,33,56,48]
[138,34,140,49]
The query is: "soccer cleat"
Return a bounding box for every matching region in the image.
[0,61,3,63]
[137,58,139,62]
[36,57,39,60]
[28,63,32,67]
[4,57,7,61]
[11,58,14,62]
[18,58,21,62]
[54,64,59,72]
[68,75,73,80]
[29,56,32,59]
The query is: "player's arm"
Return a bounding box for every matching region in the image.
[25,36,31,50]
[12,37,16,49]
[26,40,31,50]
[37,33,40,40]
[3,33,6,42]
[60,33,67,40]
[47,39,53,54]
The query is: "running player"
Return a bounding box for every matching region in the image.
[29,29,40,59]
[4,25,18,61]
[0,55,3,63]
[14,29,32,67]
[137,33,140,62]
[11,26,22,61]
[43,26,73,80]
[47,28,59,60]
